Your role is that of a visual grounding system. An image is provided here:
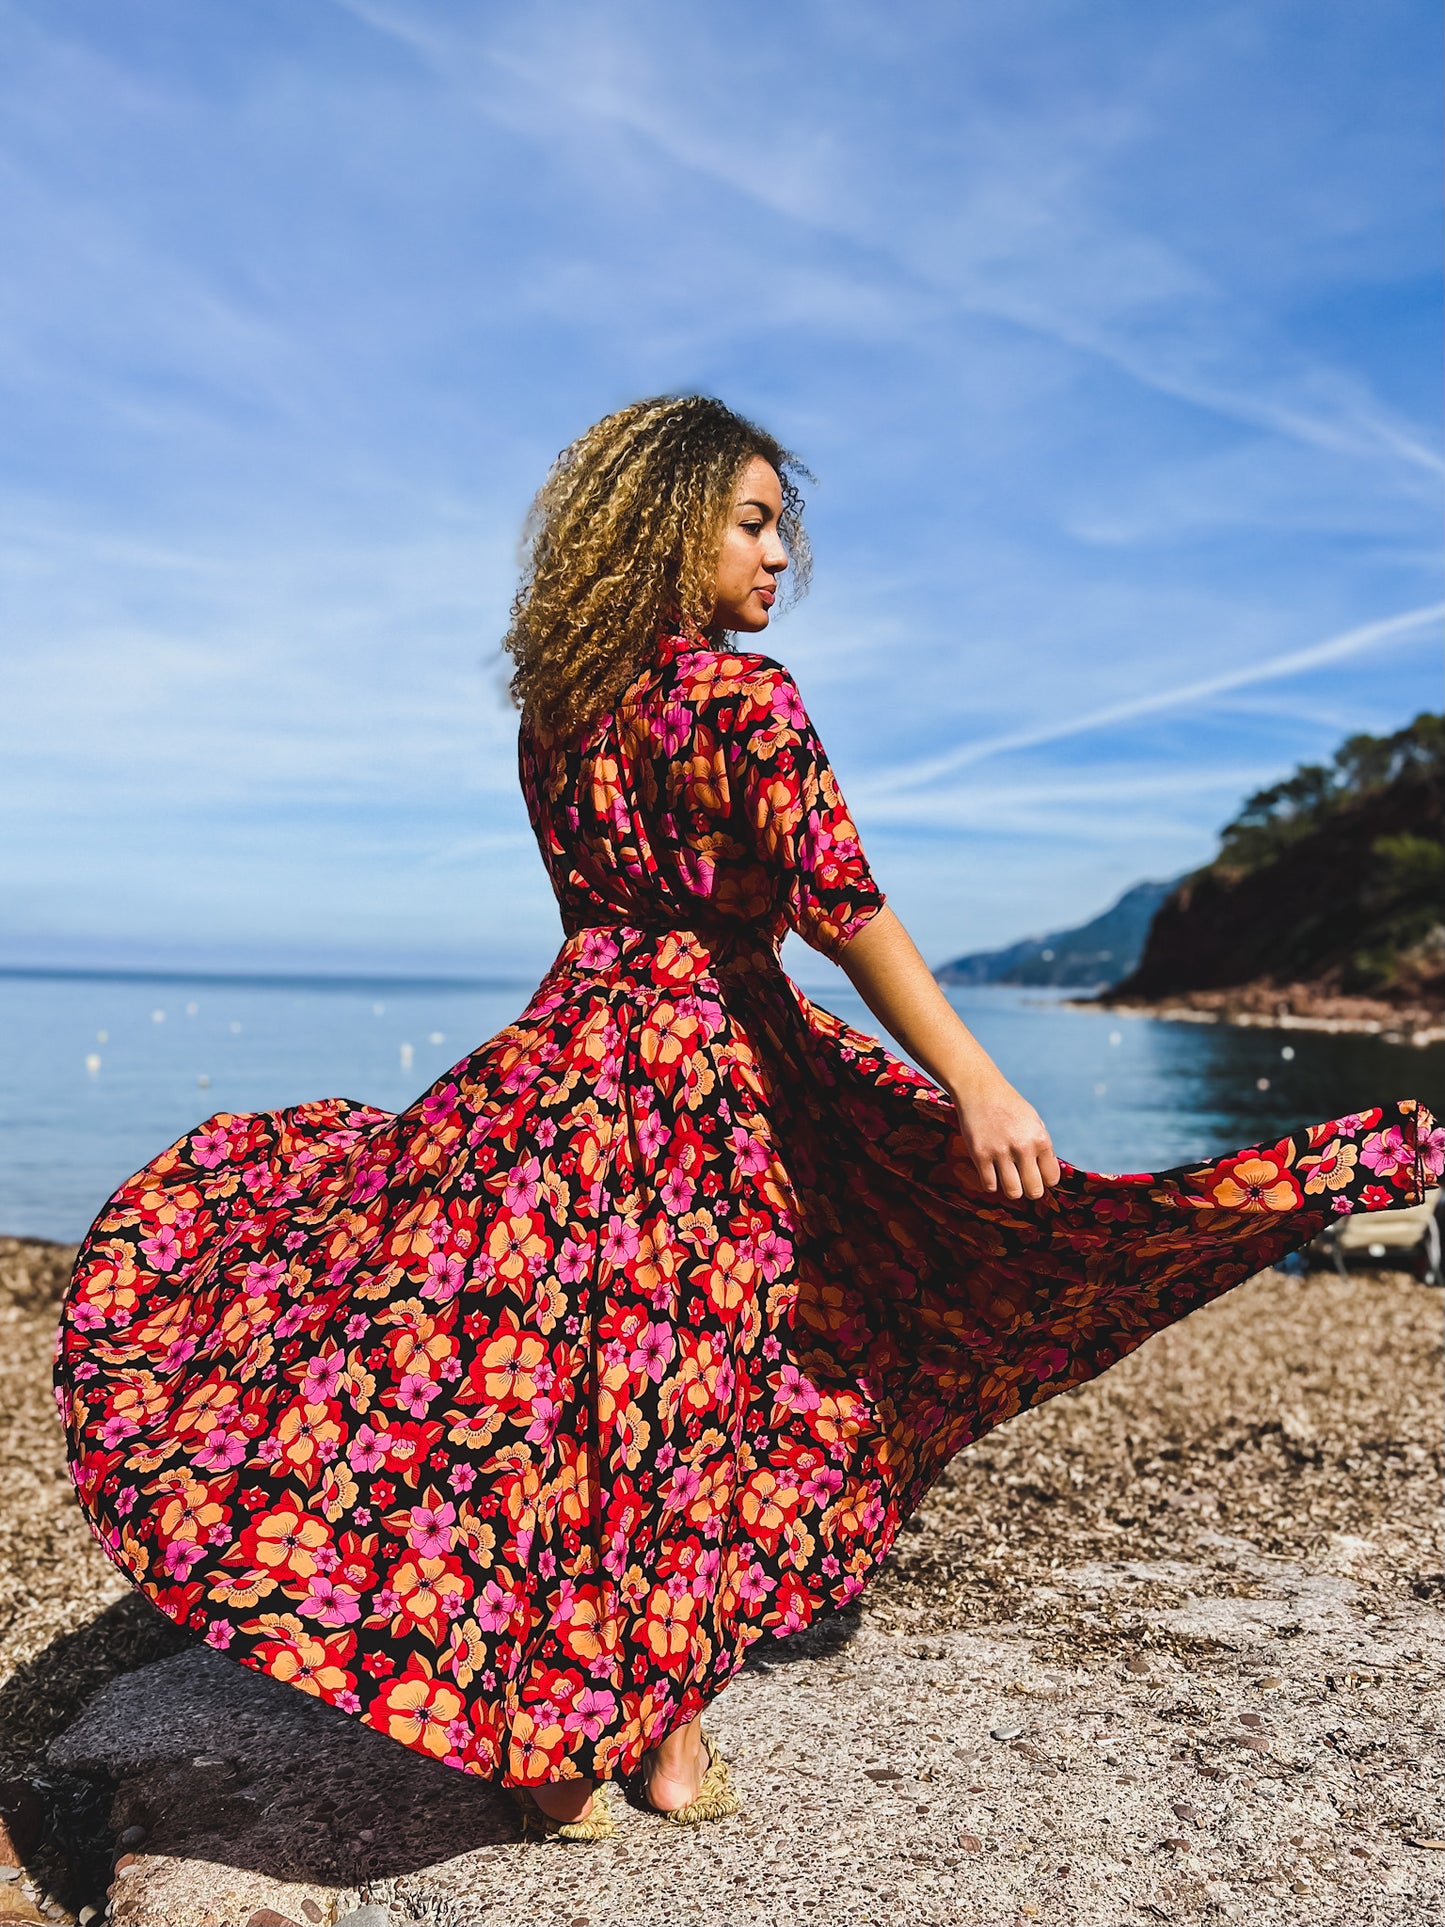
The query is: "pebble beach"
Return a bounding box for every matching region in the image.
[2,1234,1441,1927]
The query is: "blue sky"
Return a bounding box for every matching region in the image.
[3,0,1440,985]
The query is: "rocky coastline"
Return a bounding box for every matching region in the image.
[1068,979,1445,1049]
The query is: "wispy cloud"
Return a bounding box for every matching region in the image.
[858,604,1444,800]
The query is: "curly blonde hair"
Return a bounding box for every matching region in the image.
[503,394,811,736]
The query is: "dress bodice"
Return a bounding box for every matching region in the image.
[517,633,886,961]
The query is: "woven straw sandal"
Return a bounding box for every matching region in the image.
[509,1780,616,1842]
[641,1724,741,1825]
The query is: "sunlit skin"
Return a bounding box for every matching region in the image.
[529,456,1061,1826]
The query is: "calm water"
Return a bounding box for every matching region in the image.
[2,967,1441,1243]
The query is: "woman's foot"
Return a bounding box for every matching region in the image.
[640,1715,707,1812]
[527,1777,597,1824]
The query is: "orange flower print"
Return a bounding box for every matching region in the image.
[1299,1138,1359,1194]
[251,1505,330,1581]
[478,1327,548,1404]
[1197,1151,1303,1212]
[643,1584,696,1669]
[374,1669,465,1758]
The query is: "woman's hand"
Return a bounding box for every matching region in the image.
[946,1068,1061,1200]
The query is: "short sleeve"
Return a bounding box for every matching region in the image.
[727,662,886,960]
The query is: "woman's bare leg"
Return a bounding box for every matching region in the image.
[641,1714,706,1811]
[528,1777,597,1822]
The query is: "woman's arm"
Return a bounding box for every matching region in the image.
[837,905,1062,1200]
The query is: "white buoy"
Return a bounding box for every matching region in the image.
[1280,1045,1295,1060]
[186,1000,199,1016]
[1108,1030,1122,1046]
[197,1073,211,1089]
[151,1009,165,1024]
[85,1053,101,1076]
[400,1042,415,1071]
[1256,1077,1270,1091]
[429,1031,445,1046]
[1093,1081,1107,1096]
[229,1021,242,1034]
[372,1002,385,1017]
[96,1029,108,1044]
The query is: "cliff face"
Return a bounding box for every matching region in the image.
[1106,717,1444,1015]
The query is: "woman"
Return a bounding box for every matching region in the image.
[54,395,1440,1842]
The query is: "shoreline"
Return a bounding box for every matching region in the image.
[1059,987,1444,1048]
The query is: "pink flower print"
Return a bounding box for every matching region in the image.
[395,1371,441,1418]
[204,1619,234,1649]
[140,1226,182,1272]
[535,1116,558,1148]
[353,1163,388,1202]
[660,1168,695,1213]
[448,1463,476,1494]
[162,1539,206,1580]
[115,1485,138,1515]
[336,1689,362,1714]
[70,1301,104,1331]
[408,1501,457,1557]
[371,1586,402,1617]
[637,1110,670,1159]
[160,1335,198,1373]
[421,1083,459,1126]
[195,1427,246,1473]
[557,1237,590,1284]
[344,1313,369,1341]
[421,1251,465,1303]
[301,1351,345,1402]
[503,1156,543,1212]
[752,1229,792,1281]
[190,1125,233,1169]
[664,1463,702,1509]
[1420,1122,1445,1182]
[601,1216,640,1268]
[774,1364,821,1415]
[349,1424,388,1472]
[1361,1125,1413,1182]
[524,1396,561,1446]
[655,700,693,756]
[628,1321,675,1384]
[737,1560,775,1606]
[99,1413,140,1449]
[578,931,619,971]
[728,1126,769,1175]
[243,1259,286,1297]
[800,1465,843,1505]
[476,1579,518,1632]
[299,1575,362,1626]
[274,1305,305,1339]
[770,677,808,730]
[564,1686,618,1739]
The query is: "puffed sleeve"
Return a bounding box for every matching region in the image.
[726,660,886,960]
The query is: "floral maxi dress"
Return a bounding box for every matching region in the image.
[54,631,1443,1787]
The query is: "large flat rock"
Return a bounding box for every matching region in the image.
[47,1540,1445,1926]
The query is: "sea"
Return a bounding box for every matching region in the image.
[2,966,1441,1244]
